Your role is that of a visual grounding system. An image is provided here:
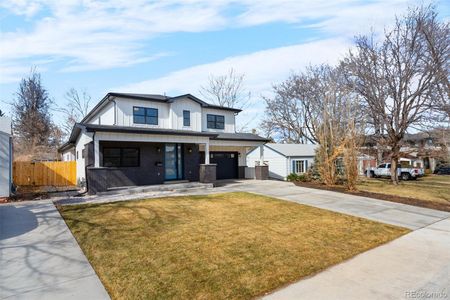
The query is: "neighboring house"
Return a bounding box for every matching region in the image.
[361,130,449,173]
[246,143,317,180]
[0,117,13,198]
[58,93,269,193]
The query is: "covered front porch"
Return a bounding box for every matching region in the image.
[85,129,268,194]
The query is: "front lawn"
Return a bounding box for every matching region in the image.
[60,192,408,300]
[357,175,450,208]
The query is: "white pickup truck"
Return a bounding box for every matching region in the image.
[368,163,424,180]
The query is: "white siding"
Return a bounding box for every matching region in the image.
[75,131,93,184]
[115,97,171,128]
[89,101,115,125]
[202,108,235,133]
[84,96,237,133]
[62,149,76,161]
[246,146,288,180]
[169,98,202,131]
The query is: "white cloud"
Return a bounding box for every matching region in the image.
[116,38,351,129]
[118,38,349,95]
[0,0,429,83]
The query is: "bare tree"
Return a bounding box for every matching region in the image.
[263,64,364,188]
[58,88,92,136]
[309,65,363,187]
[261,74,317,143]
[12,70,55,159]
[419,7,450,123]
[200,68,250,109]
[0,109,4,117]
[344,6,448,184]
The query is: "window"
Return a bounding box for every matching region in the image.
[183,110,190,126]
[207,114,225,129]
[76,151,79,160]
[133,107,158,125]
[292,160,307,174]
[103,148,139,167]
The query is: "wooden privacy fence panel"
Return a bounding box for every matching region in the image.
[13,161,77,186]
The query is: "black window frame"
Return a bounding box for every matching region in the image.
[206,114,225,129]
[103,147,140,167]
[183,110,190,127]
[133,106,158,125]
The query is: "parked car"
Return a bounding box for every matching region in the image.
[367,163,424,180]
[434,165,450,175]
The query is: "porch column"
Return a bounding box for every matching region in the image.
[94,137,100,167]
[199,140,216,184]
[205,141,210,164]
[259,145,264,164]
[256,144,268,180]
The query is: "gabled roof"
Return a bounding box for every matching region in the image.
[81,92,241,124]
[265,143,317,157]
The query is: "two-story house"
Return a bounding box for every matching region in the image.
[58,93,269,193]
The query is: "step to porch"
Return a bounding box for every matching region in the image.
[97,181,214,196]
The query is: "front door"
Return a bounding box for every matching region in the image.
[164,144,183,180]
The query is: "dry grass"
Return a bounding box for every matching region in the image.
[60,192,408,300]
[357,175,450,204]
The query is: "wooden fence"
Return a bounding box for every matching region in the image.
[13,161,77,186]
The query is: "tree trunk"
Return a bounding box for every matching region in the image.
[376,142,383,165]
[390,144,400,185]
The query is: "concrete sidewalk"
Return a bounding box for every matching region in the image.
[263,217,450,300]
[0,201,109,300]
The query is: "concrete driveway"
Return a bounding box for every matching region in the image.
[0,200,109,300]
[214,180,450,230]
[213,180,450,299]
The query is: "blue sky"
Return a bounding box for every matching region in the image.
[1,0,449,130]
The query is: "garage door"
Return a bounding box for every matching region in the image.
[201,152,238,179]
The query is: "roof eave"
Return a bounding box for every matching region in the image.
[83,125,219,138]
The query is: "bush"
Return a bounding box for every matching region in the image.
[307,163,321,181]
[287,173,310,182]
[287,173,300,182]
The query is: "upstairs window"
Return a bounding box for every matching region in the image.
[207,114,225,129]
[103,148,139,167]
[183,110,190,127]
[133,107,158,125]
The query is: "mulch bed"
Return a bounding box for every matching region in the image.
[293,181,450,212]
[2,186,79,203]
